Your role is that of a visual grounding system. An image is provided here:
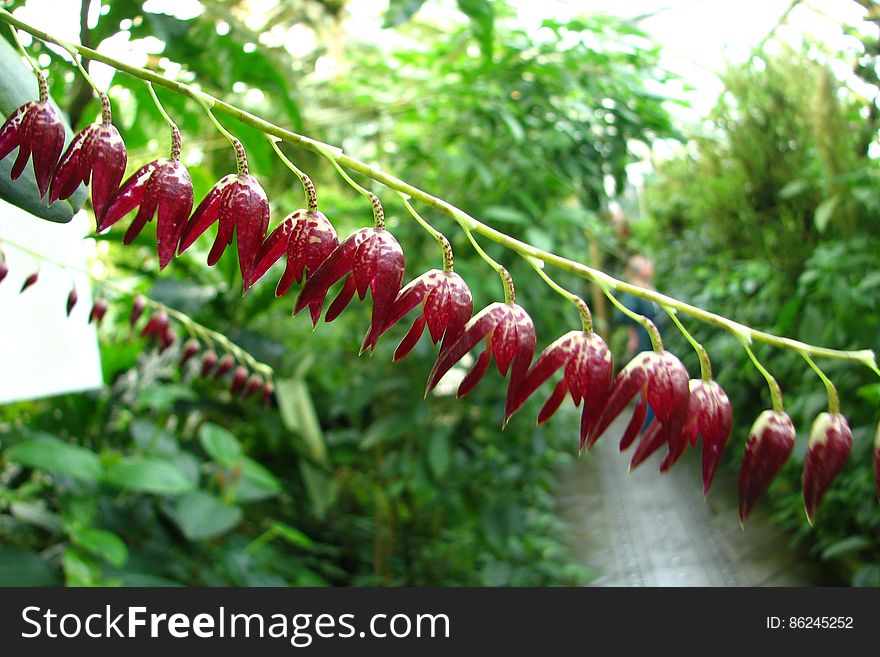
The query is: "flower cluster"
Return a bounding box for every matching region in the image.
[0,70,871,525]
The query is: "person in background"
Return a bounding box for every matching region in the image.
[621,255,659,357]
[619,255,659,427]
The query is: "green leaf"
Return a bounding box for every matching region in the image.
[778,179,810,199]
[69,526,128,568]
[0,549,60,586]
[198,423,242,468]
[137,383,197,412]
[0,36,85,222]
[300,461,338,520]
[168,491,243,541]
[62,547,101,586]
[235,457,282,502]
[383,0,428,28]
[10,501,63,533]
[427,432,451,479]
[276,377,328,464]
[270,521,314,549]
[6,436,102,482]
[821,536,871,560]
[457,0,495,59]
[813,195,839,233]
[103,457,195,495]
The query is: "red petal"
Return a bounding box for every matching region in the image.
[66,289,78,316]
[619,394,647,451]
[537,378,569,424]
[325,275,357,323]
[88,123,127,222]
[251,217,293,287]
[231,174,269,288]
[505,332,574,422]
[294,228,370,323]
[803,412,852,521]
[426,303,507,394]
[588,352,654,445]
[281,210,338,292]
[646,351,690,423]
[49,125,93,204]
[458,349,491,398]
[393,315,427,361]
[179,175,230,254]
[629,420,670,470]
[0,103,30,161]
[100,161,158,231]
[738,411,796,522]
[154,160,194,270]
[29,103,65,198]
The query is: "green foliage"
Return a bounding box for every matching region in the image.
[644,45,880,585]
[1,1,678,586]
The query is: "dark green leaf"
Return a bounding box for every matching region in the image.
[168,491,243,540]
[103,457,195,494]
[6,437,102,482]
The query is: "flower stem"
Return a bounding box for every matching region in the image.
[398,194,454,272]
[0,237,273,377]
[463,228,515,304]
[801,353,840,414]
[525,255,592,332]
[317,145,384,229]
[602,286,663,352]
[54,37,108,117]
[737,335,784,413]
[6,21,42,90]
[663,305,711,380]
[268,137,318,212]
[0,8,876,375]
[197,96,248,175]
[145,81,181,159]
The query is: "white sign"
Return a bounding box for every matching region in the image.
[0,200,103,403]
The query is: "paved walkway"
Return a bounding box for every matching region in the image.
[557,416,827,586]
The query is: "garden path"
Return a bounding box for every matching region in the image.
[557,416,827,586]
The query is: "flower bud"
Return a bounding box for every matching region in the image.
[130,295,146,326]
[215,354,235,378]
[230,366,248,395]
[200,350,218,377]
[89,298,108,325]
[180,338,200,366]
[738,410,795,523]
[141,311,169,340]
[66,288,78,317]
[20,271,38,293]
[803,412,852,522]
[262,381,274,407]
[0,260,8,284]
[159,325,176,353]
[243,374,263,399]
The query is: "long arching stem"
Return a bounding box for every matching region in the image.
[0,8,876,375]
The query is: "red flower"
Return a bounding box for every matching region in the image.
[100,158,193,270]
[20,271,38,293]
[738,410,796,523]
[803,412,852,522]
[294,228,405,334]
[88,298,108,325]
[49,122,126,222]
[66,288,78,317]
[0,97,65,198]
[505,330,613,449]
[678,380,733,494]
[141,311,169,341]
[200,350,218,377]
[243,374,263,399]
[425,302,536,402]
[230,366,248,395]
[0,260,7,284]
[130,295,146,326]
[262,380,274,407]
[590,351,690,456]
[361,269,473,358]
[215,354,235,378]
[249,209,339,293]
[180,338,199,366]
[177,173,269,288]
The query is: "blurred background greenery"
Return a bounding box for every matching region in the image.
[0,0,878,586]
